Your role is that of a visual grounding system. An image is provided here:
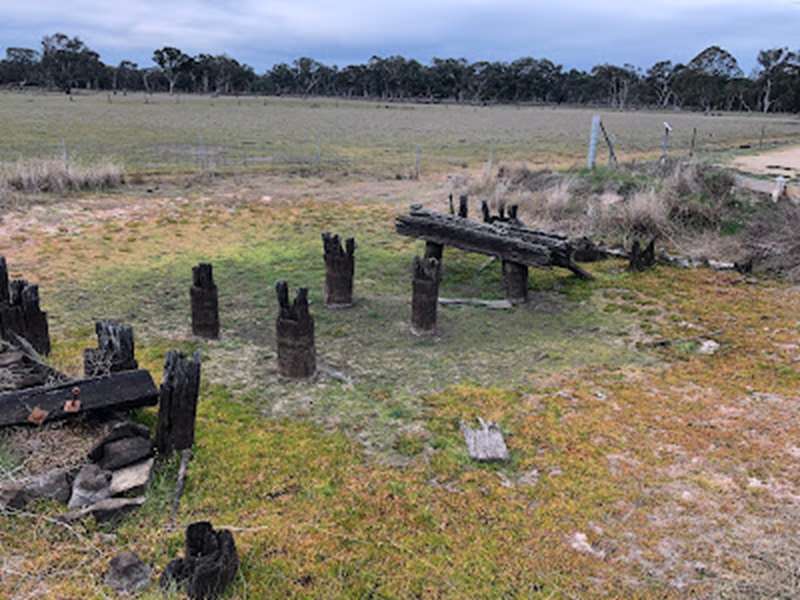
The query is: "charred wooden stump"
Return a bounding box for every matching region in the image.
[424,241,444,261]
[0,257,9,305]
[628,239,656,272]
[481,202,523,226]
[160,521,239,600]
[411,256,441,336]
[156,351,202,456]
[458,195,469,219]
[0,278,50,356]
[322,233,356,308]
[84,320,138,377]
[191,263,220,339]
[502,261,529,304]
[275,282,316,378]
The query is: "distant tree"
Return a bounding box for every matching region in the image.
[1,47,39,86]
[114,60,139,92]
[592,64,640,109]
[645,60,678,107]
[40,33,102,92]
[152,46,190,94]
[756,48,799,112]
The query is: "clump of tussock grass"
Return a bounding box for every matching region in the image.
[473,160,753,257]
[0,158,125,195]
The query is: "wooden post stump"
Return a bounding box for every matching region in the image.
[628,239,656,272]
[275,282,316,378]
[411,256,441,336]
[0,278,50,356]
[322,233,355,308]
[160,521,239,600]
[0,257,9,305]
[502,261,529,304]
[191,263,220,339]
[156,350,202,456]
[458,194,469,219]
[84,320,138,377]
[424,241,443,261]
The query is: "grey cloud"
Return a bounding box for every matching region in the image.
[0,0,797,71]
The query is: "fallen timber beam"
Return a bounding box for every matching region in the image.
[0,369,158,428]
[395,205,593,280]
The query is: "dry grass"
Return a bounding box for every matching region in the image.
[0,158,124,195]
[472,160,758,262]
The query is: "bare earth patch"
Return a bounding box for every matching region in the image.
[732,145,800,180]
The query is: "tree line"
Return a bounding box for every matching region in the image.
[2,33,799,113]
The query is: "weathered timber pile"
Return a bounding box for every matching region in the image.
[191,263,220,339]
[396,205,592,280]
[84,320,138,377]
[0,369,158,427]
[161,522,240,600]
[275,281,316,378]
[0,257,51,355]
[322,233,356,308]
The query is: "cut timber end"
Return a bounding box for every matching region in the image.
[156,350,202,456]
[461,418,509,462]
[275,282,316,378]
[322,233,356,308]
[191,263,220,339]
[411,256,441,336]
[84,320,138,377]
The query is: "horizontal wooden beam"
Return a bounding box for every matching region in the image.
[0,369,158,428]
[395,205,592,279]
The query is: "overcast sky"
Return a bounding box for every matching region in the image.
[1,0,798,72]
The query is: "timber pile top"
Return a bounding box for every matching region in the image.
[395,205,592,280]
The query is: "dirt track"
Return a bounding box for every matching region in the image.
[732,145,800,180]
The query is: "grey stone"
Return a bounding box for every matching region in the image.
[461,417,510,462]
[0,482,27,510]
[68,464,112,509]
[61,496,145,523]
[24,469,72,504]
[97,437,153,471]
[88,421,151,462]
[1,469,73,509]
[110,458,154,497]
[105,551,151,594]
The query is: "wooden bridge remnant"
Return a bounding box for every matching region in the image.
[396,203,591,303]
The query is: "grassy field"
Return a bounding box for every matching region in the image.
[2,177,800,597]
[1,92,799,176]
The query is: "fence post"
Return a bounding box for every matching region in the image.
[661,122,672,160]
[587,115,601,169]
[599,121,617,168]
[414,145,421,180]
[690,127,698,158]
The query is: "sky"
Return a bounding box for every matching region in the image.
[1,0,798,73]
